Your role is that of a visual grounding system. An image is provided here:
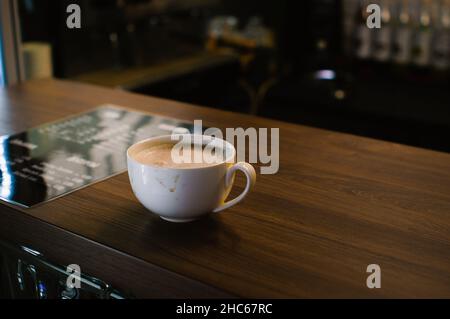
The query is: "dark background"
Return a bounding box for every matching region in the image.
[18,0,450,153]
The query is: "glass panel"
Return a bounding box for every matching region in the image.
[0,35,6,86]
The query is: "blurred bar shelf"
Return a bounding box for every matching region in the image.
[70,52,238,91]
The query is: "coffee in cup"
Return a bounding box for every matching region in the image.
[127,134,256,222]
[132,143,224,169]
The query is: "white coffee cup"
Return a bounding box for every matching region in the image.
[127,134,256,222]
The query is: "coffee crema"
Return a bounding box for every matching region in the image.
[132,143,225,168]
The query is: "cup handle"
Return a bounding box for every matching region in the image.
[213,162,256,213]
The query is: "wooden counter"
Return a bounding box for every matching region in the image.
[1,79,450,298]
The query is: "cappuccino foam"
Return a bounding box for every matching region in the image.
[133,143,225,168]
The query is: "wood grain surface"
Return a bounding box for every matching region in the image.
[1,79,450,298]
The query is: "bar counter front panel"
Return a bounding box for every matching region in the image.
[0,79,450,298]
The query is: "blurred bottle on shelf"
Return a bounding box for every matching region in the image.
[345,0,449,82]
[412,0,434,67]
[373,0,394,62]
[353,0,373,60]
[393,0,413,64]
[432,0,450,70]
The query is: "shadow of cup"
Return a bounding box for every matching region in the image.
[144,214,239,249]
